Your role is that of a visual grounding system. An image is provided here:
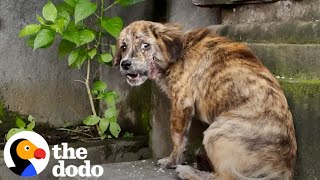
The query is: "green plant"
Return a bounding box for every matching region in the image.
[6,116,35,141]
[19,0,144,139]
[123,131,134,138]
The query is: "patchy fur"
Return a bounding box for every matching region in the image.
[114,21,297,180]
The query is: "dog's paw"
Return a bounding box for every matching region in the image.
[157,157,176,169]
[176,165,198,180]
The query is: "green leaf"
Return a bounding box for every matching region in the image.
[116,0,144,7]
[36,14,46,24]
[74,0,97,24]
[74,49,87,68]
[110,45,116,56]
[109,122,121,138]
[96,92,105,99]
[19,24,41,37]
[79,29,95,45]
[50,19,65,34]
[101,17,123,38]
[27,115,34,122]
[42,1,58,22]
[56,2,75,15]
[93,80,107,92]
[26,35,36,48]
[6,128,26,141]
[26,121,35,131]
[68,48,87,69]
[63,29,95,47]
[103,92,116,107]
[104,106,117,119]
[83,115,100,125]
[109,90,119,99]
[123,132,134,138]
[16,118,26,129]
[68,49,79,66]
[33,29,55,50]
[99,53,113,63]
[58,39,76,58]
[99,132,107,140]
[87,48,97,59]
[99,118,110,133]
[64,0,78,7]
[26,115,35,130]
[57,9,71,27]
[110,116,117,122]
[63,30,80,46]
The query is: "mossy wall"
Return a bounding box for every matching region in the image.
[0,100,26,139]
[280,80,320,179]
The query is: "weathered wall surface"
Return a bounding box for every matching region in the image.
[0,0,91,130]
[222,0,320,24]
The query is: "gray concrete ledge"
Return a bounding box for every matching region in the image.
[210,21,320,44]
[247,43,320,79]
[0,159,177,180]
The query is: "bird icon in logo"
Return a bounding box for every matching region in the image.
[9,138,46,177]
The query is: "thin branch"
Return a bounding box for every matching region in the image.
[103,1,117,11]
[74,80,86,84]
[57,128,94,138]
[94,13,101,19]
[78,137,102,142]
[85,59,97,116]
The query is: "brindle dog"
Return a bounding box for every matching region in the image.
[114,21,297,180]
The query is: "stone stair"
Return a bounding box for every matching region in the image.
[210,20,320,179]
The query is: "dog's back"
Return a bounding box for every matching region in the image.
[167,29,297,179]
[115,21,297,179]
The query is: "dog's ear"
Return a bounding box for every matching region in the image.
[112,41,122,67]
[151,23,183,62]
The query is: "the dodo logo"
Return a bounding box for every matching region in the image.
[3,131,50,177]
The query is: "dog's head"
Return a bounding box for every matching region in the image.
[113,21,183,86]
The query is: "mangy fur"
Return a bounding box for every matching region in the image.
[114,21,297,180]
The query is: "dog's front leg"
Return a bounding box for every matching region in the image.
[158,105,193,169]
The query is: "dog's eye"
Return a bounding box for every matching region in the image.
[120,45,127,51]
[141,43,150,50]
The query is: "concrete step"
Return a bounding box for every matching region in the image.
[247,43,320,79]
[210,21,320,44]
[0,159,176,180]
[0,136,152,179]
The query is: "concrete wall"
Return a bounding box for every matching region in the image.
[0,0,91,130]
[221,0,320,24]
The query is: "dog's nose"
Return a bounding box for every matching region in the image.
[121,60,131,70]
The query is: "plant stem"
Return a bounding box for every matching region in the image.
[103,1,117,11]
[74,79,86,84]
[57,128,94,138]
[85,59,97,116]
[96,0,105,48]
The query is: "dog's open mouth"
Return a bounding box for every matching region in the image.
[125,72,148,86]
[126,73,138,80]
